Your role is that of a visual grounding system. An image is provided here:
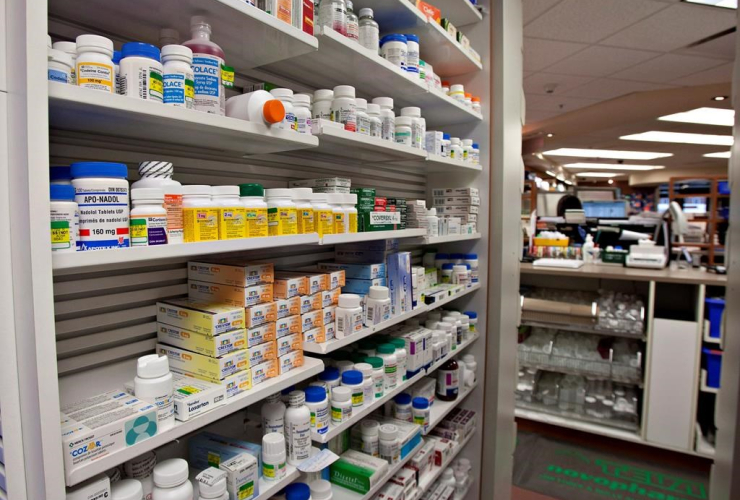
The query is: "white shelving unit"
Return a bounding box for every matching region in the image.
[421,233,482,245]
[255,464,301,500]
[417,432,475,494]
[320,229,427,246]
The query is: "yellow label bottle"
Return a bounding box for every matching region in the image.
[297,208,315,234]
[240,183,269,238]
[316,209,334,237]
[182,186,219,242]
[349,211,358,233]
[266,189,298,236]
[334,210,346,234]
[212,187,246,240]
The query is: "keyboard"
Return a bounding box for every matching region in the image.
[532,258,584,269]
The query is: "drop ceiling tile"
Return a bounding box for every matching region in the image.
[671,62,733,85]
[600,3,737,52]
[561,78,674,100]
[677,31,735,60]
[523,0,562,25]
[542,46,660,77]
[524,72,596,95]
[525,109,561,124]
[524,0,667,43]
[526,94,601,112]
[523,37,588,71]
[611,53,726,83]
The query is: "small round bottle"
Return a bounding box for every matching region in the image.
[436,358,460,401]
[394,116,413,147]
[119,42,164,102]
[130,188,168,247]
[111,479,144,500]
[412,397,430,433]
[52,41,77,84]
[326,193,346,235]
[134,354,174,432]
[305,386,331,435]
[197,468,229,500]
[360,419,380,457]
[212,185,246,240]
[388,338,407,382]
[152,459,193,500]
[285,390,312,465]
[312,89,334,121]
[50,184,79,253]
[379,424,400,464]
[364,357,385,399]
[182,185,218,243]
[372,97,395,142]
[265,188,298,236]
[449,137,463,160]
[76,34,115,93]
[393,393,413,422]
[270,88,298,132]
[262,432,287,481]
[311,192,335,237]
[355,98,371,136]
[309,480,333,500]
[343,194,358,233]
[262,392,286,435]
[330,386,353,423]
[239,183,269,238]
[319,367,341,392]
[293,93,313,135]
[292,188,316,235]
[285,483,312,500]
[376,344,398,390]
[331,85,357,132]
[366,103,383,138]
[364,286,391,326]
[353,362,375,405]
[161,45,194,109]
[341,369,364,408]
[440,468,456,488]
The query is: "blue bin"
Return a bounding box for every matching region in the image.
[720,206,729,220]
[703,347,722,388]
[706,297,725,339]
[719,181,730,195]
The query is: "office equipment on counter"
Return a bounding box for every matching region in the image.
[626,240,667,269]
[532,258,584,269]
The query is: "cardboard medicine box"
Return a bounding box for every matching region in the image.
[158,343,249,382]
[157,298,245,336]
[157,324,246,358]
[276,314,301,338]
[246,321,276,347]
[275,296,301,319]
[245,301,277,328]
[188,261,274,287]
[188,281,273,308]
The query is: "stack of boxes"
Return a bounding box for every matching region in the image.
[290,176,351,194]
[387,197,408,230]
[431,187,479,235]
[352,187,405,232]
[405,200,430,233]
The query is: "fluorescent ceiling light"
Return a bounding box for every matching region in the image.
[575,172,619,178]
[620,131,734,146]
[683,0,737,9]
[658,107,734,127]
[704,151,731,158]
[563,163,665,171]
[543,148,673,160]
[545,170,557,177]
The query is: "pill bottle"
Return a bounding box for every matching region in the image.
[388,338,407,382]
[71,162,130,250]
[341,369,364,407]
[412,397,429,432]
[463,254,479,283]
[403,34,419,74]
[312,89,334,121]
[441,468,456,488]
[161,45,194,109]
[400,107,423,149]
[375,344,398,390]
[445,312,464,343]
[326,193,346,235]
[449,84,465,101]
[319,367,341,392]
[470,143,480,165]
[293,94,313,135]
[472,96,481,114]
[356,341,376,357]
[110,50,122,94]
[394,116,413,147]
[238,183,269,239]
[271,88,298,132]
[364,286,391,326]
[182,185,218,242]
[125,452,156,499]
[318,0,347,36]
[261,432,288,482]
[372,97,395,141]
[342,193,357,233]
[211,186,246,240]
[379,424,400,464]
[437,358,459,402]
[335,360,354,374]
[336,293,363,336]
[48,48,72,84]
[52,41,77,84]
[76,34,114,93]
[439,318,456,352]
[441,80,450,94]
[151,459,192,500]
[135,354,174,431]
[425,61,435,86]
[309,480,333,500]
[380,34,407,70]
[358,8,379,52]
[131,161,183,245]
[454,470,468,496]
[431,331,443,361]
[353,362,374,405]
[292,188,315,234]
[119,42,163,102]
[330,385,352,423]
[305,386,331,435]
[366,104,382,138]
[441,134,451,157]
[393,393,413,422]
[130,188,168,246]
[459,314,471,341]
[195,470,228,500]
[452,265,469,286]
[221,64,234,91]
[265,188,298,236]
[226,90,285,127]
[50,184,79,253]
[461,139,473,162]
[461,354,477,382]
[449,138,463,160]
[418,117,427,150]
[111,479,143,500]
[345,0,359,41]
[355,98,371,136]
[285,483,311,500]
[285,390,312,464]
[464,92,473,108]
[360,419,380,457]
[364,357,385,399]
[427,208,439,237]
[331,85,357,132]
[439,263,454,284]
[184,16,225,115]
[464,311,477,333]
[262,392,286,435]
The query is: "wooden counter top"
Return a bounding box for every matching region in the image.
[520,262,727,286]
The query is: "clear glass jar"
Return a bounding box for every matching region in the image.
[345,0,359,42]
[358,8,379,53]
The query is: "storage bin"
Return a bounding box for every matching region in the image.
[703,347,722,388]
[719,181,730,195]
[705,297,725,339]
[719,206,729,220]
[533,237,569,247]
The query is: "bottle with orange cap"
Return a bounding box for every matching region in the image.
[225,90,286,128]
[464,92,473,109]
[471,96,481,114]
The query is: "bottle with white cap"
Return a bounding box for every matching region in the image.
[355,98,371,136]
[285,390,312,464]
[342,193,358,233]
[462,139,474,162]
[309,480,333,500]
[262,392,286,435]
[262,433,287,481]
[134,354,175,431]
[152,459,193,499]
[182,185,219,242]
[265,188,298,236]
[400,107,424,149]
[212,185,246,239]
[372,97,395,141]
[132,161,183,244]
[293,93,313,135]
[449,137,463,160]
[312,89,334,121]
[76,34,115,93]
[292,188,316,234]
[379,424,400,464]
[327,193,346,234]
[162,45,194,109]
[366,103,382,138]
[440,468,456,488]
[336,293,363,337]
[427,208,439,237]
[130,188,169,246]
[239,183,269,238]
[331,85,357,132]
[52,41,77,84]
[361,419,380,457]
[196,468,228,500]
[364,286,391,326]
[311,193,335,237]
[111,479,144,500]
[270,88,298,132]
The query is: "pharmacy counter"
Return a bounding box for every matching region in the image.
[520,262,727,286]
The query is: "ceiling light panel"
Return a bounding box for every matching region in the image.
[543,148,673,160]
[683,0,737,9]
[620,131,734,146]
[658,107,734,127]
[575,172,619,178]
[704,151,731,158]
[563,163,665,171]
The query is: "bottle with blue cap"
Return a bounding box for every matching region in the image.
[112,50,122,94]
[441,133,451,158]
[379,34,408,70]
[50,165,72,185]
[304,386,330,435]
[285,482,312,500]
[70,162,130,250]
[50,184,79,253]
[341,369,364,408]
[119,42,164,102]
[404,34,420,74]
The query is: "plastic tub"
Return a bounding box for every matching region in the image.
[719,181,730,195]
[703,347,722,388]
[705,297,725,339]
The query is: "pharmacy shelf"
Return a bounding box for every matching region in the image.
[425,380,478,435]
[426,334,479,376]
[48,0,318,73]
[432,0,484,26]
[369,0,429,32]
[418,431,475,493]
[262,28,482,127]
[422,154,483,173]
[255,464,301,500]
[64,357,325,487]
[48,83,319,158]
[514,407,642,443]
[420,233,482,245]
[52,233,321,271]
[320,229,427,246]
[517,357,643,386]
[303,283,481,354]
[312,371,427,443]
[700,369,720,394]
[519,320,646,340]
[332,440,425,500]
[404,20,483,77]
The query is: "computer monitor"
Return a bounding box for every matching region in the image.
[582,200,628,219]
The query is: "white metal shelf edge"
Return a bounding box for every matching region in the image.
[420,233,482,245]
[320,229,427,245]
[255,465,301,500]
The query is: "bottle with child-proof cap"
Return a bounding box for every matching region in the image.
[266,188,298,236]
[364,286,391,326]
[311,193,334,238]
[449,138,463,160]
[50,184,79,253]
[462,139,473,161]
[262,432,287,481]
[331,386,352,423]
[48,48,73,84]
[76,34,115,93]
[111,479,144,500]
[449,84,465,101]
[342,194,358,233]
[336,293,363,336]
[226,90,285,127]
[389,338,407,382]
[400,107,423,149]
[52,41,77,84]
[162,45,194,109]
[196,468,228,500]
[285,483,312,500]
[120,42,163,102]
[313,89,334,120]
[305,386,330,434]
[379,424,400,464]
[271,88,298,132]
[393,393,413,422]
[293,94,313,135]
[331,85,357,132]
[412,397,430,433]
[130,188,168,246]
[372,97,395,141]
[355,98,371,136]
[262,392,286,435]
[353,362,375,405]
[239,183,269,238]
[441,134,451,157]
[380,34,407,70]
[309,480,333,500]
[360,419,380,456]
[394,116,413,147]
[364,357,385,398]
[182,185,219,242]
[376,344,398,390]
[366,103,382,138]
[341,369,365,408]
[326,193,346,234]
[286,391,312,465]
[135,354,174,431]
[292,188,316,234]
[132,161,183,244]
[152,459,192,500]
[404,34,420,74]
[212,186,246,240]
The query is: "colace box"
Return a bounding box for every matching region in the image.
[188,261,274,287]
[188,281,273,308]
[157,298,245,336]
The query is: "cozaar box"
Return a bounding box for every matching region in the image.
[158,343,249,382]
[124,373,227,421]
[188,261,274,287]
[157,324,246,358]
[157,299,245,336]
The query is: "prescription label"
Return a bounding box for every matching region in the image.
[164,194,184,243]
[297,208,315,234]
[75,187,130,250]
[245,207,269,238]
[77,62,114,92]
[316,210,334,237]
[218,207,246,240]
[192,54,222,114]
[131,214,168,246]
[268,207,297,236]
[51,221,71,250]
[334,212,346,234]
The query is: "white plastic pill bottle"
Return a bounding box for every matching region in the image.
[262,392,286,435]
[394,116,413,147]
[265,188,298,236]
[335,360,354,374]
[130,188,168,247]
[271,88,298,132]
[50,184,79,253]
[372,97,395,141]
[262,432,288,481]
[365,357,385,399]
[331,85,357,132]
[212,185,246,240]
[400,107,423,149]
[353,362,375,405]
[182,185,219,243]
[226,90,285,127]
[449,137,463,160]
[285,390,312,464]
[135,354,175,431]
[412,397,430,433]
[342,193,358,233]
[393,393,413,422]
[111,479,144,500]
[355,98,371,136]
[336,293,363,336]
[76,34,114,93]
[403,34,420,74]
[366,103,383,138]
[364,285,391,326]
[379,424,400,464]
[293,93,313,135]
[311,192,335,237]
[389,338,408,382]
[239,183,269,238]
[304,386,330,435]
[292,188,316,235]
[113,51,122,94]
[309,480,333,500]
[441,134,451,157]
[119,42,164,102]
[360,419,380,457]
[52,41,77,84]
[375,343,398,390]
[341,369,364,408]
[125,452,157,500]
[162,45,194,109]
[312,89,334,121]
[449,84,465,101]
[330,386,353,423]
[427,208,439,237]
[464,311,478,333]
[71,161,130,250]
[152,459,193,500]
[379,34,407,70]
[48,48,73,84]
[196,469,228,500]
[132,161,183,244]
[462,139,473,161]
[471,143,480,165]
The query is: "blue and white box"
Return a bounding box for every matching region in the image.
[319,262,386,280]
[387,252,412,315]
[342,277,386,295]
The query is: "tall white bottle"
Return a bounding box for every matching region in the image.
[135,354,175,432]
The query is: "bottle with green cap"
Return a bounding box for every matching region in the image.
[221,64,234,89]
[239,183,268,238]
[389,338,407,381]
[375,344,398,390]
[356,340,377,357]
[364,357,385,398]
